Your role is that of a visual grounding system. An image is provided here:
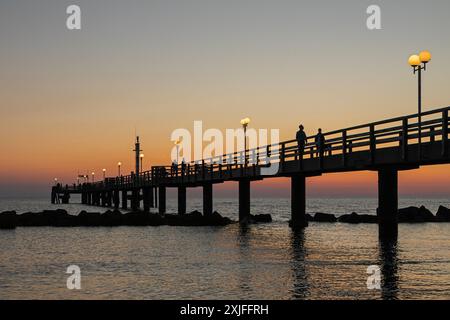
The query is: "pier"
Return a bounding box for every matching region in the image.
[52,106,450,238]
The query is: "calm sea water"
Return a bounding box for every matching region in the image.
[0,197,449,300]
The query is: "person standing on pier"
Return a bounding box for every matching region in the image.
[171,160,178,176]
[315,128,325,157]
[296,125,307,160]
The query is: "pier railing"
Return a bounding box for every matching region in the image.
[59,106,449,190]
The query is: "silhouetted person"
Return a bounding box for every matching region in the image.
[296,124,307,160]
[315,128,325,157]
[181,158,186,176]
[171,160,178,176]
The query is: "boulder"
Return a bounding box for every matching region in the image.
[338,212,359,223]
[337,212,377,224]
[398,206,435,222]
[166,210,234,226]
[16,209,77,227]
[101,210,123,226]
[203,211,234,226]
[358,214,378,223]
[436,206,450,222]
[166,210,204,226]
[0,211,18,229]
[78,211,103,226]
[313,212,337,222]
[123,212,165,226]
[249,214,272,223]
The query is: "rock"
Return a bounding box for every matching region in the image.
[337,212,377,224]
[0,211,18,229]
[436,206,450,222]
[166,210,203,226]
[16,209,76,227]
[358,214,378,223]
[78,211,103,226]
[123,212,165,226]
[338,212,359,223]
[101,210,123,226]
[166,210,234,226]
[204,211,234,226]
[313,212,337,222]
[249,214,272,223]
[398,206,435,222]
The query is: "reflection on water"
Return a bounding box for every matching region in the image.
[0,198,449,299]
[237,225,252,294]
[290,230,308,299]
[379,238,399,300]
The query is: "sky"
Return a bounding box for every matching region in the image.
[1,0,450,198]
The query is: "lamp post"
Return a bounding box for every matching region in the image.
[140,154,144,174]
[118,162,122,176]
[408,50,431,159]
[91,172,95,183]
[240,117,251,166]
[174,140,180,164]
[102,168,106,180]
[54,178,58,185]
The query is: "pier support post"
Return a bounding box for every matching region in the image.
[203,183,213,216]
[291,175,308,229]
[101,192,106,207]
[159,186,166,214]
[81,192,87,205]
[143,188,151,212]
[93,192,99,206]
[178,186,186,215]
[113,190,120,209]
[378,168,398,239]
[106,191,113,207]
[51,187,57,204]
[121,190,128,210]
[239,179,251,222]
[131,189,140,211]
[62,192,70,204]
[150,187,154,208]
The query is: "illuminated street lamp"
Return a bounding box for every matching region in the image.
[118,162,122,176]
[174,140,180,164]
[54,178,58,185]
[408,50,431,158]
[140,154,144,173]
[240,117,251,166]
[91,171,95,183]
[102,168,106,180]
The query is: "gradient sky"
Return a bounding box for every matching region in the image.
[1,0,450,198]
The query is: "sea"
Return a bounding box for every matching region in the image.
[0,197,449,300]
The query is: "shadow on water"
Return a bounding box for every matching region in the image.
[237,224,252,294]
[290,229,309,299]
[378,237,399,300]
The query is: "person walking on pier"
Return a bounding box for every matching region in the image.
[315,128,325,157]
[296,124,307,160]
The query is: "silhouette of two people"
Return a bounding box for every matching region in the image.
[296,126,328,158]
